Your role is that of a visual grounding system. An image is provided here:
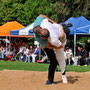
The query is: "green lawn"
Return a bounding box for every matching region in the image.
[0,61,90,72]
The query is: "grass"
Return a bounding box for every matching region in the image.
[66,65,90,72]
[0,61,49,71]
[0,61,90,72]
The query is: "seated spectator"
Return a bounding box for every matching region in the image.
[0,45,6,59]
[28,45,35,62]
[39,55,48,63]
[39,48,49,63]
[23,46,30,63]
[6,50,13,61]
[31,46,39,63]
[16,45,24,61]
[65,47,73,65]
[86,57,90,66]
[77,45,88,66]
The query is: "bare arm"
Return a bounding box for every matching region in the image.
[39,14,56,24]
[46,41,64,49]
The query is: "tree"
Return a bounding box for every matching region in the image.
[0,0,24,25]
[20,0,53,25]
[50,0,90,22]
[0,0,89,25]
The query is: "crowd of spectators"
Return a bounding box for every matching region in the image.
[0,38,40,63]
[0,38,90,66]
[64,38,90,66]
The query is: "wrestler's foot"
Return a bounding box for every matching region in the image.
[62,75,68,83]
[65,22,73,27]
[46,80,55,85]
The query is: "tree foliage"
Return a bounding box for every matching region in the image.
[0,0,89,25]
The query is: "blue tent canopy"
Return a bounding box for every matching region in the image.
[65,16,90,35]
[10,23,34,36]
[10,16,90,36]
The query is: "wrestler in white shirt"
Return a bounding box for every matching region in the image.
[38,16,67,83]
[40,19,62,47]
[33,15,68,84]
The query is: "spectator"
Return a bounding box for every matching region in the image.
[77,45,88,65]
[39,55,48,63]
[65,47,73,65]
[85,39,90,57]
[31,46,39,62]
[6,49,13,61]
[0,46,6,59]
[23,46,30,63]
[86,57,90,66]
[78,39,83,47]
[16,45,24,61]
[28,45,35,62]
[29,46,35,54]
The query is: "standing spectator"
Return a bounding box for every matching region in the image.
[85,39,90,57]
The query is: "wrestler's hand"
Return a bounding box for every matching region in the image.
[39,15,56,24]
[46,41,63,49]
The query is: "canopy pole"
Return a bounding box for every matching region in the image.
[9,36,11,52]
[6,36,7,56]
[9,36,11,60]
[39,44,41,61]
[74,28,78,66]
[74,34,76,58]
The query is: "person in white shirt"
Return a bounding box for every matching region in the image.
[65,47,73,65]
[0,46,5,59]
[33,15,71,85]
[16,45,24,61]
[23,46,30,63]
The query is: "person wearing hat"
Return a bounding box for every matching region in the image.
[33,15,72,85]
